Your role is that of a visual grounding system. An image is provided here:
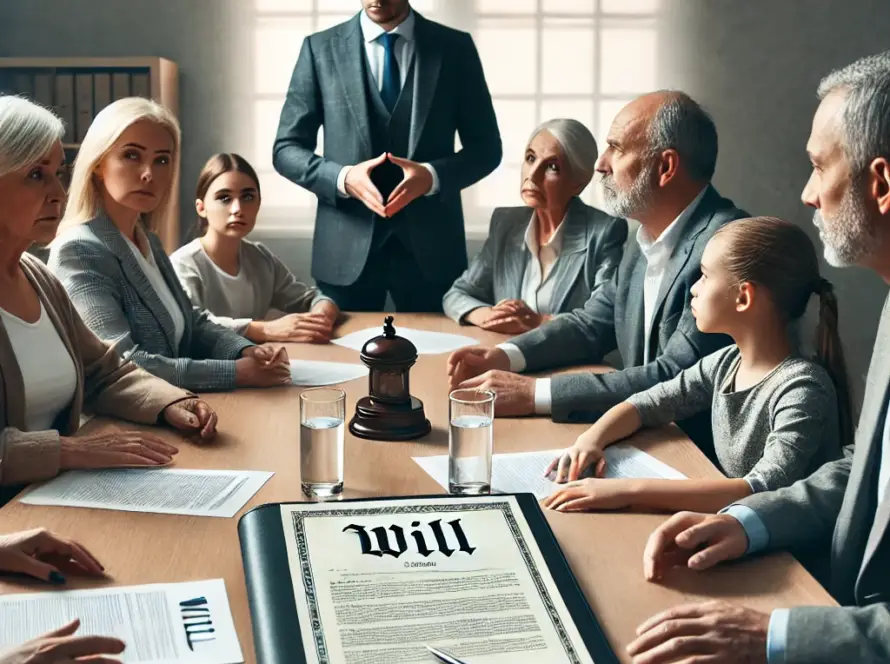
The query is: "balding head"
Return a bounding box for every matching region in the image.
[596,90,718,224]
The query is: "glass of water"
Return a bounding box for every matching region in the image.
[448,389,495,495]
[300,388,346,497]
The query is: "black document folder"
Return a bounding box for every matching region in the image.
[238,493,618,664]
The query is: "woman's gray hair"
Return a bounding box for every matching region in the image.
[527,118,598,189]
[0,96,65,178]
[817,50,890,175]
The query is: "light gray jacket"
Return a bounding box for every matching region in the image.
[48,214,254,392]
[442,198,627,323]
[736,292,890,663]
[170,239,331,334]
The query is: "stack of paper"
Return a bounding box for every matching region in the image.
[413,445,686,499]
[333,327,479,354]
[289,359,368,386]
[0,579,243,663]
[20,468,273,518]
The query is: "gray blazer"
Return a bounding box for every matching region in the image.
[509,186,747,447]
[736,293,890,664]
[442,198,628,323]
[273,12,501,286]
[48,214,254,392]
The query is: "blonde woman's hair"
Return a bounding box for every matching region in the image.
[58,97,180,235]
[0,96,64,177]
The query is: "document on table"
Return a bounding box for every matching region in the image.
[20,468,273,518]
[290,359,368,386]
[0,578,242,664]
[413,444,687,499]
[278,496,595,664]
[332,326,479,354]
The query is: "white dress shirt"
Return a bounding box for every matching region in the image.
[520,213,568,315]
[336,9,439,198]
[0,303,77,431]
[125,232,186,351]
[498,187,709,414]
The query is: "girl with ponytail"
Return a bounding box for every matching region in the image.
[543,216,851,514]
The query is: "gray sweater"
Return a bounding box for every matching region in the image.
[627,345,841,492]
[170,239,331,334]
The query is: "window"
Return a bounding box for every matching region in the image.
[249,0,657,235]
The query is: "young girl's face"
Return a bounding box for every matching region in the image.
[196,170,260,239]
[96,120,175,214]
[689,234,741,334]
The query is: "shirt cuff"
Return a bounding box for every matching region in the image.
[421,163,440,195]
[767,609,790,664]
[496,343,527,372]
[721,505,770,554]
[534,378,552,415]
[336,165,352,198]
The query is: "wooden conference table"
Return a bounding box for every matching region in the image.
[0,313,834,663]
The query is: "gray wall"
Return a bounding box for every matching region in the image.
[2,0,888,404]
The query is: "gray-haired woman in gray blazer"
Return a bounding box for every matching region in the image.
[443,118,627,334]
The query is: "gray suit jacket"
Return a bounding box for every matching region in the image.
[48,214,254,392]
[442,198,627,322]
[510,186,746,437]
[737,293,890,664]
[273,12,502,286]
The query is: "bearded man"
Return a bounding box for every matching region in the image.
[447,90,747,454]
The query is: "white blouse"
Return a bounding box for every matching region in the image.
[0,303,77,431]
[520,212,568,314]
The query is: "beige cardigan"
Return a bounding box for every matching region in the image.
[0,254,192,486]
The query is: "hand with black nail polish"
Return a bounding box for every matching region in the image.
[0,528,106,584]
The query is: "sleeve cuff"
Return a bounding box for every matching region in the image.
[496,342,527,372]
[767,609,790,664]
[745,474,768,494]
[721,504,770,554]
[336,165,352,198]
[534,378,552,415]
[422,163,440,195]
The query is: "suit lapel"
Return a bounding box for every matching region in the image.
[549,198,590,312]
[857,295,890,577]
[93,215,178,353]
[624,250,647,365]
[645,186,716,349]
[333,15,373,156]
[408,13,442,159]
[504,212,530,301]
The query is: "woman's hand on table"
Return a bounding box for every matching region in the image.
[162,398,217,441]
[252,313,334,344]
[237,345,291,387]
[468,300,543,335]
[0,528,105,583]
[542,478,638,512]
[545,428,608,483]
[0,619,124,664]
[60,431,178,470]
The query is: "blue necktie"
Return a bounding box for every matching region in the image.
[379,32,400,112]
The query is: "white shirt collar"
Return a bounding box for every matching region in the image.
[636,186,708,259]
[524,210,568,257]
[360,8,416,44]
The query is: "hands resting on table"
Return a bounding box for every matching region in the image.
[0,529,125,664]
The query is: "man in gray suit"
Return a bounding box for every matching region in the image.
[273,0,501,312]
[448,91,745,452]
[629,51,890,664]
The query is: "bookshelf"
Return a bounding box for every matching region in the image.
[0,57,181,253]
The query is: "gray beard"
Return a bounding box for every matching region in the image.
[599,162,658,220]
[812,184,878,267]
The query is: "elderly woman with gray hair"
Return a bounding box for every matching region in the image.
[443,118,627,334]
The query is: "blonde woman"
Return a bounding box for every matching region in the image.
[49,98,290,391]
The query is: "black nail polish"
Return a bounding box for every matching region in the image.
[49,571,66,585]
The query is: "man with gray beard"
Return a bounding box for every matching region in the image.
[631,51,890,664]
[448,90,746,453]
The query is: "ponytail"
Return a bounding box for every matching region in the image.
[813,278,855,448]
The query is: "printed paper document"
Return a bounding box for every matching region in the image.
[290,360,369,386]
[333,327,478,355]
[20,468,273,518]
[0,578,242,664]
[413,445,686,499]
[280,496,595,663]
